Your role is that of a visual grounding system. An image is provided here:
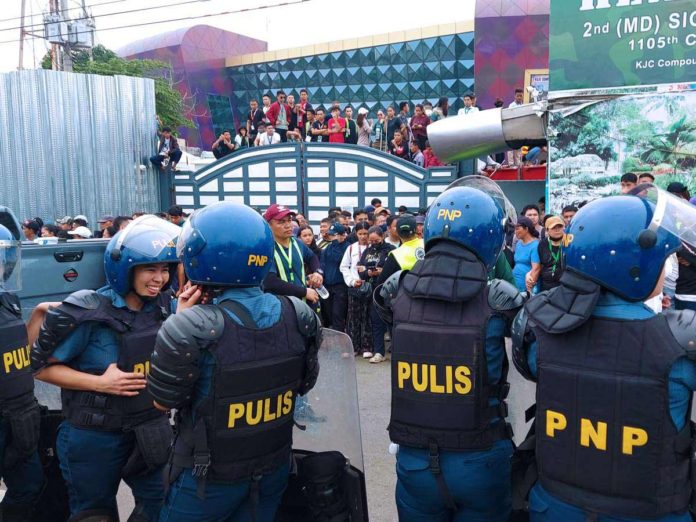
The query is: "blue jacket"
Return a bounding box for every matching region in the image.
[320,240,349,286]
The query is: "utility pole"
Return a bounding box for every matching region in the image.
[80,0,92,60]
[18,0,26,69]
[58,0,72,72]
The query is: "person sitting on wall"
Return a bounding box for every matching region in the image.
[211,130,235,159]
[150,126,182,172]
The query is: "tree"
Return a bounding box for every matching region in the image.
[640,115,696,173]
[41,45,194,130]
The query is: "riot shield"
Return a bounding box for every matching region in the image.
[278,329,368,521]
[643,185,696,250]
[293,329,364,470]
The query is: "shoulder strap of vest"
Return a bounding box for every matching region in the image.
[664,309,696,357]
[63,289,107,310]
[0,292,21,318]
[525,270,601,334]
[218,300,257,328]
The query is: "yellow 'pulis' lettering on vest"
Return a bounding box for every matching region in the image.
[3,344,30,374]
[545,409,648,455]
[132,361,151,375]
[227,390,294,429]
[397,361,472,395]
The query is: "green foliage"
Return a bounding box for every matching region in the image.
[639,114,696,173]
[553,112,616,167]
[622,157,651,173]
[41,45,193,130]
[569,173,621,189]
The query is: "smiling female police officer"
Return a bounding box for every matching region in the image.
[375,186,525,522]
[31,215,181,521]
[0,224,43,521]
[147,201,321,522]
[513,193,696,522]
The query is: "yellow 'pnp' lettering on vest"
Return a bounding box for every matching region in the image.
[3,345,30,374]
[248,254,269,267]
[397,361,472,395]
[132,361,151,375]
[580,418,607,451]
[546,410,567,437]
[545,410,649,455]
[622,426,648,455]
[227,390,294,429]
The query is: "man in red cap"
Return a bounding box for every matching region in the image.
[262,204,323,303]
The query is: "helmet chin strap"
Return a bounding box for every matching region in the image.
[134,292,157,303]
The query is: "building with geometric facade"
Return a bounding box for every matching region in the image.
[224,24,474,132]
[119,0,549,148]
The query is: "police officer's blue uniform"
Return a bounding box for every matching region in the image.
[147,202,322,522]
[0,224,43,521]
[512,194,696,522]
[376,187,525,522]
[31,216,182,521]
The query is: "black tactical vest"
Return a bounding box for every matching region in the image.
[173,297,307,482]
[61,291,171,431]
[0,293,34,407]
[388,248,511,451]
[533,315,691,518]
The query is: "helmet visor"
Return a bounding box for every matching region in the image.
[445,175,518,224]
[115,215,181,259]
[0,239,21,292]
[642,186,696,250]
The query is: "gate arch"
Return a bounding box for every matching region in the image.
[171,142,459,223]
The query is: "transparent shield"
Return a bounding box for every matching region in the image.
[115,214,181,259]
[445,175,518,224]
[293,329,364,472]
[643,186,696,250]
[0,241,21,292]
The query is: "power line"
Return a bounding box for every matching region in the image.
[0,0,309,45]
[0,0,206,33]
[0,0,126,25]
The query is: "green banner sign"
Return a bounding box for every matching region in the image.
[550,0,696,91]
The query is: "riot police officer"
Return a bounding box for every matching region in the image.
[147,201,321,522]
[375,186,524,521]
[31,215,181,521]
[0,224,43,521]
[512,193,696,521]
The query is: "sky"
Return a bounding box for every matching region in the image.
[0,0,475,72]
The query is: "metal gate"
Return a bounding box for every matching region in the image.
[171,143,458,223]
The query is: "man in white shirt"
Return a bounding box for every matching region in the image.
[509,88,525,108]
[457,94,479,116]
[256,125,281,146]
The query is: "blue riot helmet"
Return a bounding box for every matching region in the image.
[104,215,181,296]
[0,224,21,292]
[178,201,274,286]
[564,194,683,302]
[424,186,505,270]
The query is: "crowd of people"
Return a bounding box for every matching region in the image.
[206,88,529,168]
[4,172,696,522]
